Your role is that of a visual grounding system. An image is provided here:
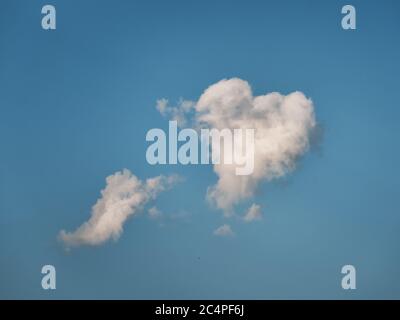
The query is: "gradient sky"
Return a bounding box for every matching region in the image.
[1,0,400,299]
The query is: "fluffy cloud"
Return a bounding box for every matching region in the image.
[59,169,180,247]
[213,224,234,237]
[243,204,262,222]
[157,78,317,215]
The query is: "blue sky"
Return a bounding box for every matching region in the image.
[1,0,400,299]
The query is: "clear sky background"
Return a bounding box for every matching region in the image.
[1,0,400,299]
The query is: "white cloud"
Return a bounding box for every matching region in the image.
[213,224,234,237]
[58,169,180,248]
[243,203,262,222]
[157,78,317,215]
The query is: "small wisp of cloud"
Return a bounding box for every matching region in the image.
[213,224,234,237]
[243,204,262,222]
